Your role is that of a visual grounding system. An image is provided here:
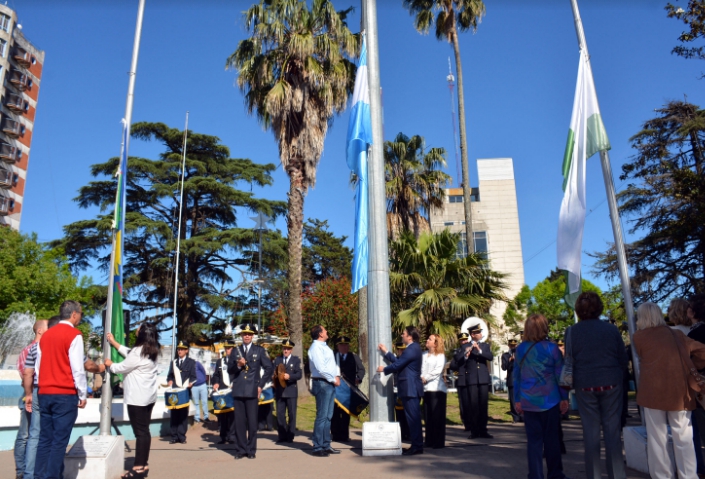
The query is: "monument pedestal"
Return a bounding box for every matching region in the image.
[362,422,402,456]
[64,435,125,479]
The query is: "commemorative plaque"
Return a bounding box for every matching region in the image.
[362,421,402,456]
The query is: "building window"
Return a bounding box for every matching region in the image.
[444,221,454,226]
[0,39,6,58]
[0,14,11,32]
[455,231,489,260]
[449,195,463,203]
[448,189,480,203]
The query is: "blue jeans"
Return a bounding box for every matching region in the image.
[575,385,626,479]
[35,394,79,479]
[14,396,31,476]
[524,404,566,479]
[191,384,208,422]
[311,379,335,452]
[24,387,41,479]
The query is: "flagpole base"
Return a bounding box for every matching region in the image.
[362,422,402,456]
[64,435,125,479]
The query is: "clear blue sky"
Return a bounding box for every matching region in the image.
[14,0,705,297]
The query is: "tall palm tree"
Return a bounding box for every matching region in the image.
[403,0,486,254]
[384,132,451,239]
[389,229,507,341]
[227,0,358,376]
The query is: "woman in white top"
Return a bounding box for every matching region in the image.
[104,323,160,479]
[422,334,448,449]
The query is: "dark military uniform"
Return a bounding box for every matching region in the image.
[227,334,273,458]
[501,342,520,422]
[212,352,235,443]
[331,347,366,442]
[455,340,493,438]
[273,349,302,442]
[449,332,471,431]
[166,352,197,443]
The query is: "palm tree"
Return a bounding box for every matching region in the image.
[385,132,451,240]
[227,0,358,376]
[389,229,507,342]
[403,0,486,254]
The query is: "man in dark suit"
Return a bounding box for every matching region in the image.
[458,323,494,439]
[393,341,410,441]
[331,335,366,442]
[212,341,235,444]
[273,338,302,443]
[377,326,424,456]
[227,323,273,460]
[501,338,520,423]
[449,331,471,431]
[166,341,197,444]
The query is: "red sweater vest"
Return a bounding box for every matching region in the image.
[38,323,82,395]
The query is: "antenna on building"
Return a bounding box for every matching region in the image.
[16,24,21,30]
[447,57,461,187]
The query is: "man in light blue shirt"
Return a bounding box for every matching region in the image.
[308,325,340,457]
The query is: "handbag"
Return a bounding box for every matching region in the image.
[669,328,705,408]
[559,327,574,389]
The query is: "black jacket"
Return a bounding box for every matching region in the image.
[335,352,366,384]
[227,343,273,398]
[449,347,467,387]
[211,355,232,390]
[501,349,517,385]
[273,355,302,398]
[453,342,493,386]
[166,357,198,387]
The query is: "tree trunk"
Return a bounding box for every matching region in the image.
[357,285,369,396]
[287,166,308,397]
[452,26,475,254]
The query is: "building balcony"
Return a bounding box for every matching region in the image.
[13,47,30,68]
[0,196,12,215]
[0,143,21,163]
[0,169,13,189]
[1,118,22,138]
[5,93,26,113]
[8,69,29,91]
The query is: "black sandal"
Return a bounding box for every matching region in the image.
[121,470,144,479]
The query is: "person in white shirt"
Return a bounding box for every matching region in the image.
[105,322,160,479]
[422,334,448,449]
[308,325,340,457]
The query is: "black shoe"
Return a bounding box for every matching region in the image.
[247,454,256,459]
[180,440,187,444]
[312,450,330,457]
[326,448,341,454]
[478,433,493,439]
[169,439,179,444]
[402,448,423,456]
[275,438,286,444]
[217,439,227,445]
[468,434,478,439]
[235,454,245,460]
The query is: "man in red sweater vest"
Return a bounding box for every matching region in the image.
[35,300,87,479]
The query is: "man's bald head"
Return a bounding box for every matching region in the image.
[33,320,48,339]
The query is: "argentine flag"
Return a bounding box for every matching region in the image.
[346,37,372,294]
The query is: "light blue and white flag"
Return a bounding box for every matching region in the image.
[346,37,372,294]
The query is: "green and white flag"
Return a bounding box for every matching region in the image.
[557,49,610,308]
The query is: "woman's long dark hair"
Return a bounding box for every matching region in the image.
[134,322,161,362]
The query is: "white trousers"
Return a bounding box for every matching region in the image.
[643,407,697,479]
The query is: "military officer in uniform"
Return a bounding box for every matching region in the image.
[501,338,520,423]
[212,341,236,444]
[166,341,197,444]
[331,335,366,442]
[449,332,471,431]
[227,323,273,459]
[457,323,494,439]
[272,338,302,443]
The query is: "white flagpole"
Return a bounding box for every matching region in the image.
[569,0,640,390]
[171,112,189,355]
[99,0,146,436]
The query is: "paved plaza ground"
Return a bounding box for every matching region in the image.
[0,402,650,479]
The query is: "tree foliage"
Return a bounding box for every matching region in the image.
[384,132,451,239]
[52,122,286,342]
[0,227,99,326]
[389,230,507,342]
[302,219,352,287]
[592,101,705,303]
[228,0,359,366]
[667,0,705,61]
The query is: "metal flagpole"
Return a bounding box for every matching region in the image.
[569,0,641,389]
[363,0,394,423]
[100,0,146,436]
[171,112,190,355]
